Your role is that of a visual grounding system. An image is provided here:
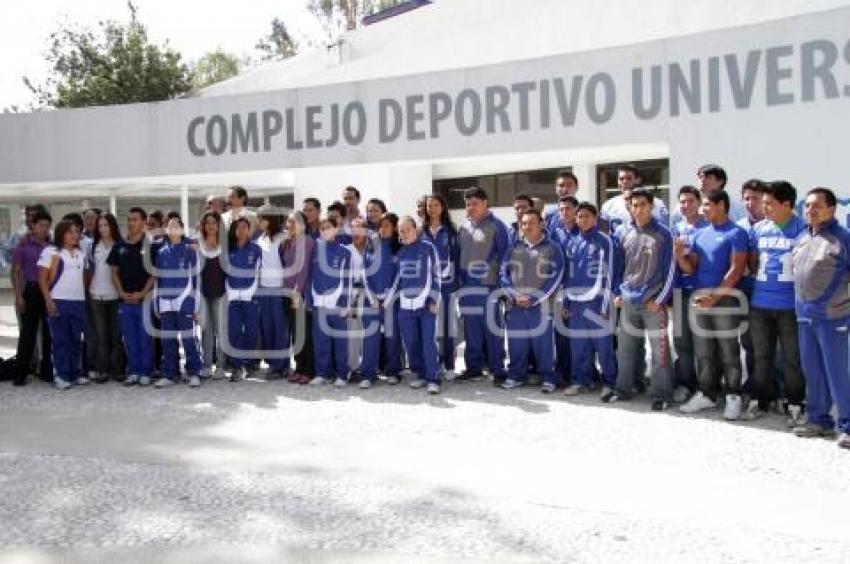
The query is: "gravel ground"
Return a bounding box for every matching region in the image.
[0,376,848,563]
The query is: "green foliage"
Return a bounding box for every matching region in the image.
[255,18,299,62]
[24,2,192,109]
[192,48,241,90]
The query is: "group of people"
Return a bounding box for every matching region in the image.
[6,165,850,450]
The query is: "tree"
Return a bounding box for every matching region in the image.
[24,2,192,109]
[307,0,404,42]
[255,18,299,62]
[192,49,241,90]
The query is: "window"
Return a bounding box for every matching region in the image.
[433,166,570,210]
[596,159,670,208]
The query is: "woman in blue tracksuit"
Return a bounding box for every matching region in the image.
[256,206,289,380]
[309,216,353,387]
[392,215,442,395]
[154,216,202,388]
[225,217,262,382]
[38,219,88,390]
[358,213,402,388]
[421,194,459,378]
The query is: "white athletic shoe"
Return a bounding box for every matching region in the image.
[188,376,201,388]
[385,376,401,386]
[54,377,72,390]
[427,382,441,395]
[124,374,140,386]
[745,399,765,421]
[212,367,226,380]
[155,378,175,388]
[334,377,347,388]
[787,404,805,428]
[563,384,583,396]
[442,370,456,382]
[359,379,372,390]
[679,391,716,414]
[723,394,743,420]
[199,367,211,378]
[409,378,427,389]
[87,371,98,380]
[139,376,151,386]
[672,385,691,403]
[500,379,524,390]
[309,376,328,386]
[74,376,90,386]
[541,382,556,394]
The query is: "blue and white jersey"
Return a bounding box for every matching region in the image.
[543,205,561,235]
[791,219,850,320]
[736,215,762,294]
[421,223,459,292]
[600,194,669,234]
[507,221,522,247]
[551,222,580,260]
[564,227,617,315]
[155,239,200,313]
[390,238,441,311]
[226,241,262,301]
[457,212,509,287]
[499,234,564,307]
[363,237,398,307]
[671,218,708,291]
[309,240,353,309]
[38,246,88,301]
[671,196,748,226]
[750,216,806,311]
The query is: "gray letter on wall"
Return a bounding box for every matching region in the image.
[379,99,403,143]
[231,113,259,154]
[801,40,840,102]
[766,45,795,106]
[585,73,616,124]
[206,115,228,156]
[187,116,205,156]
[669,60,701,116]
[406,95,426,141]
[428,92,452,138]
[343,102,367,145]
[455,89,482,136]
[632,66,662,120]
[485,85,511,133]
[262,110,283,151]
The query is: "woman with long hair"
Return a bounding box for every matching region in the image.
[38,219,88,389]
[358,212,403,388]
[256,205,290,379]
[198,211,226,378]
[421,194,460,378]
[282,211,316,384]
[225,217,263,381]
[88,212,123,383]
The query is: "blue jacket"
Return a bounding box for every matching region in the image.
[614,217,676,306]
[564,227,617,315]
[363,237,398,307]
[309,239,353,309]
[421,223,460,292]
[389,238,441,311]
[226,241,262,301]
[499,234,564,307]
[154,239,200,314]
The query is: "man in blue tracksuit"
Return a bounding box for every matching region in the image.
[611,188,676,410]
[309,217,353,387]
[392,216,442,394]
[508,194,534,246]
[359,226,402,388]
[550,196,580,385]
[457,187,509,383]
[790,187,850,449]
[154,217,202,388]
[499,208,564,393]
[563,202,618,397]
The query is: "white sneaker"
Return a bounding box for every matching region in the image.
[212,367,226,380]
[334,377,347,387]
[188,376,201,388]
[442,370,456,382]
[87,371,98,380]
[745,399,764,421]
[155,378,175,388]
[500,379,524,390]
[427,382,440,395]
[359,379,372,389]
[54,377,72,390]
[563,384,583,396]
[409,379,426,389]
[139,376,151,386]
[541,382,557,394]
[74,376,90,386]
[679,391,716,414]
[385,375,400,385]
[124,374,140,386]
[787,404,805,428]
[309,376,327,386]
[200,367,211,378]
[672,385,691,403]
[723,394,743,420]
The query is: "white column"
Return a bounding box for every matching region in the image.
[180,185,190,225]
[109,196,117,215]
[571,163,597,205]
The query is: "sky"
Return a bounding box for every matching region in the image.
[0,0,326,110]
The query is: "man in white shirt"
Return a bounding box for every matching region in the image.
[599,164,669,233]
[221,186,258,233]
[669,164,747,225]
[341,186,366,235]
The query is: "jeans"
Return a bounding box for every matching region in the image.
[201,296,224,370]
[749,307,804,408]
[15,282,52,382]
[693,296,743,399]
[615,301,672,401]
[90,298,123,377]
[672,290,698,392]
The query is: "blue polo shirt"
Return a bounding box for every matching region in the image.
[750,216,806,310]
[671,218,708,291]
[692,220,749,290]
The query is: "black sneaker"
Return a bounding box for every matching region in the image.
[455,370,484,382]
[651,399,668,411]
